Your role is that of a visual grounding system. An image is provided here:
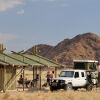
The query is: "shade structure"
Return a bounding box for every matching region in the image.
[0,52,64,92]
[0,52,64,67]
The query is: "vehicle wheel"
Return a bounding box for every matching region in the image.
[86,84,92,91]
[50,86,54,91]
[74,87,78,91]
[64,84,72,90]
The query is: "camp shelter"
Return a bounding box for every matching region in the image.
[0,52,64,92]
[9,51,64,89]
[0,53,28,93]
[73,60,98,70]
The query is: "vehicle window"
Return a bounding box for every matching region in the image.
[74,63,85,69]
[74,72,79,78]
[81,72,84,77]
[89,63,96,70]
[60,71,74,77]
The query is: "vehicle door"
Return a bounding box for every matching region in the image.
[79,71,87,86]
[73,71,82,87]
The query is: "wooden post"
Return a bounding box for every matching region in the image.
[55,67,57,78]
[1,66,3,91]
[3,66,6,93]
[23,66,25,91]
[36,67,38,87]
[33,66,34,87]
[40,67,42,90]
[36,67,38,75]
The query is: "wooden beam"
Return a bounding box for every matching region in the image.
[5,68,23,90]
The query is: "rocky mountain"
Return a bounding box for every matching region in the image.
[25,32,100,67]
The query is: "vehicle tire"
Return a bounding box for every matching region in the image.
[74,87,78,91]
[50,86,54,91]
[86,84,92,91]
[64,84,72,90]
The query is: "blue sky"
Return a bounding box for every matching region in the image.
[0,0,100,52]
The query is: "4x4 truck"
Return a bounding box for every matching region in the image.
[50,69,97,91]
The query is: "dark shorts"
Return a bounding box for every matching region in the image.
[47,79,50,83]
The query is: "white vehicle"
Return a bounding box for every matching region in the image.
[50,69,97,91]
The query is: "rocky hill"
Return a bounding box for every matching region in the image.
[25,33,100,67]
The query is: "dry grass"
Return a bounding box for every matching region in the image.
[0,90,100,100]
[1,68,100,100]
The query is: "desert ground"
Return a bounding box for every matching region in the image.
[1,89,100,100]
[1,68,100,100]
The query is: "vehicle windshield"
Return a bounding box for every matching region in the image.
[59,71,74,77]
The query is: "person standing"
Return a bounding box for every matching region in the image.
[36,74,39,84]
[98,62,100,86]
[51,71,54,80]
[47,71,51,85]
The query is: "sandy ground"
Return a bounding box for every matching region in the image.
[1,89,100,100]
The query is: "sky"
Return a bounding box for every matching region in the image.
[0,0,100,52]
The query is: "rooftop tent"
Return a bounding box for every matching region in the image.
[73,60,98,70]
[73,60,98,63]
